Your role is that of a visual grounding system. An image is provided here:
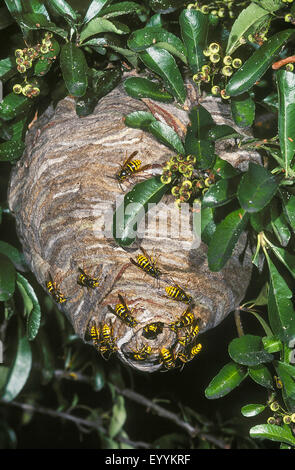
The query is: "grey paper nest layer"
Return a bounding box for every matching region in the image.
[8,85,258,372]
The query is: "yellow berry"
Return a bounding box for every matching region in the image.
[13,84,23,94]
[283,415,292,425]
[15,49,23,57]
[270,402,279,412]
[223,55,232,66]
[203,48,211,57]
[202,64,211,74]
[221,89,230,99]
[201,5,209,13]
[209,42,220,53]
[285,13,293,22]
[232,58,242,68]
[17,64,26,73]
[210,53,220,63]
[267,417,276,425]
[286,63,294,71]
[222,66,233,77]
[211,85,221,95]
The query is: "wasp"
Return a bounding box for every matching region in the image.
[160,347,176,370]
[142,322,164,340]
[170,307,194,332]
[89,321,100,347]
[77,267,100,289]
[108,294,138,328]
[130,246,161,281]
[178,324,199,347]
[177,343,202,364]
[165,284,192,304]
[89,321,117,357]
[130,345,152,361]
[46,273,67,303]
[116,151,150,189]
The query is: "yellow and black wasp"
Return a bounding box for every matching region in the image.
[165,284,192,304]
[177,343,202,365]
[108,294,138,328]
[160,347,176,370]
[89,321,117,357]
[116,151,150,190]
[169,307,195,332]
[46,273,67,303]
[177,324,199,347]
[142,321,164,340]
[130,246,162,282]
[77,267,100,289]
[130,345,152,361]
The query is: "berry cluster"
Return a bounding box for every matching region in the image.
[187,0,240,20]
[267,400,295,431]
[193,42,242,99]
[160,155,215,207]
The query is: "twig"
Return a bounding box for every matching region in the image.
[272,55,295,70]
[234,309,244,337]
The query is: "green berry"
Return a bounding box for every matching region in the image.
[211,85,221,95]
[223,55,232,66]
[232,58,242,68]
[15,49,23,58]
[201,5,209,13]
[220,89,230,99]
[177,155,186,162]
[202,64,211,74]
[171,186,180,197]
[209,42,220,53]
[218,8,225,17]
[267,417,276,425]
[13,84,23,94]
[291,413,295,423]
[210,53,220,64]
[286,63,294,71]
[17,64,26,73]
[40,44,49,54]
[211,9,218,16]
[160,174,172,184]
[283,415,292,425]
[181,180,193,190]
[285,13,293,22]
[203,48,211,57]
[270,402,279,412]
[222,66,233,77]
[186,154,196,163]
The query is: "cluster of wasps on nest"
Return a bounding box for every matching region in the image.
[45,152,202,371]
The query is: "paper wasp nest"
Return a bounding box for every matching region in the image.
[8,83,258,372]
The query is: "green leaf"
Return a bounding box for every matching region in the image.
[0,93,32,121]
[113,176,169,246]
[46,0,77,23]
[248,365,274,390]
[212,156,240,179]
[18,13,68,39]
[208,125,241,142]
[185,139,215,170]
[0,140,25,162]
[1,317,32,402]
[226,3,271,56]
[275,361,295,400]
[124,110,157,129]
[270,199,291,247]
[140,46,186,104]
[23,0,50,19]
[250,424,295,446]
[128,26,186,62]
[0,57,16,82]
[16,273,41,341]
[207,209,249,272]
[226,30,295,97]
[201,206,216,245]
[3,0,22,19]
[109,396,127,438]
[252,0,284,12]
[60,43,88,97]
[123,77,173,102]
[237,162,278,213]
[104,34,138,67]
[205,362,247,399]
[0,254,16,301]
[0,241,27,271]
[179,9,209,74]
[101,2,145,19]
[80,17,129,43]
[281,191,295,231]
[228,334,273,366]
[186,105,215,141]
[230,93,255,128]
[266,253,295,343]
[146,121,185,154]
[276,70,295,174]
[241,404,266,417]
[262,336,282,354]
[84,0,113,23]
[0,7,14,30]
[202,175,240,208]
[76,67,122,117]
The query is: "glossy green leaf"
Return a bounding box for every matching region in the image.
[226,3,271,56]
[34,38,60,76]
[84,0,112,23]
[226,30,295,97]
[113,176,169,246]
[148,0,183,12]
[0,140,25,162]
[248,365,274,390]
[128,26,186,62]
[140,46,186,103]
[202,175,240,208]
[124,110,157,129]
[0,7,14,30]
[201,206,216,245]
[1,317,32,402]
[3,0,22,18]
[0,254,16,301]
[0,93,31,121]
[270,199,291,247]
[262,336,282,354]
[101,2,145,18]
[254,1,284,12]
[207,209,249,271]
[23,0,50,19]
[250,424,295,446]
[60,43,88,97]
[212,156,240,179]
[208,125,241,142]
[179,9,208,74]
[275,361,295,400]
[267,253,295,343]
[0,241,27,271]
[241,404,266,417]
[124,77,173,102]
[18,13,68,39]
[281,191,295,231]
[104,34,138,67]
[46,0,77,23]
[276,70,295,174]
[109,396,127,438]
[228,335,273,366]
[76,67,122,117]
[185,139,215,170]
[186,105,215,141]
[146,121,185,154]
[16,273,41,341]
[80,17,129,43]
[0,57,16,82]
[237,163,278,213]
[231,93,255,128]
[205,362,247,399]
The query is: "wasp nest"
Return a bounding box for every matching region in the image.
[8,83,258,372]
